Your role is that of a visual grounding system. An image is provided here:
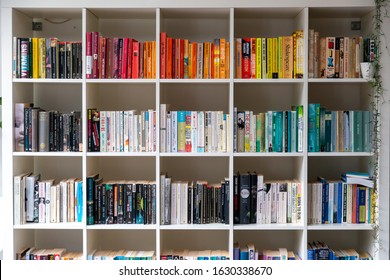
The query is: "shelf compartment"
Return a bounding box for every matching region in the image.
[13,156,82,183]
[234,156,305,183]
[160,8,229,43]
[308,156,370,182]
[87,229,156,256]
[234,83,305,113]
[233,230,304,260]
[161,83,229,113]
[160,229,229,255]
[160,156,229,184]
[86,156,156,182]
[309,83,371,111]
[307,229,376,259]
[86,8,156,42]
[86,83,156,112]
[14,228,83,259]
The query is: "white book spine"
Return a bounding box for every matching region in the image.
[124,111,129,152]
[166,112,172,153]
[287,182,292,223]
[250,111,256,152]
[191,111,197,153]
[100,111,107,152]
[197,111,205,152]
[13,176,22,225]
[45,181,52,223]
[50,185,56,223]
[61,181,68,223]
[226,114,230,153]
[160,104,167,153]
[233,107,237,152]
[256,175,264,224]
[129,111,134,152]
[148,109,154,152]
[37,184,46,223]
[171,111,178,153]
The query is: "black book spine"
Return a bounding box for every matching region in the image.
[234,174,239,224]
[106,184,114,224]
[117,184,124,224]
[224,178,230,225]
[101,183,107,224]
[49,111,54,151]
[58,114,64,151]
[72,43,77,79]
[221,182,226,224]
[132,184,137,224]
[250,173,257,224]
[24,107,30,151]
[187,185,192,224]
[239,173,251,224]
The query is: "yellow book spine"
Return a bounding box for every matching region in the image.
[278,37,283,79]
[256,38,262,79]
[267,38,272,79]
[32,38,39,78]
[213,39,220,79]
[272,37,278,78]
[203,42,210,79]
[226,42,230,79]
[219,38,226,79]
[39,38,46,79]
[293,32,297,79]
[188,43,192,79]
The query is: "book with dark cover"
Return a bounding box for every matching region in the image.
[249,172,257,223]
[38,110,49,152]
[239,172,251,224]
[234,173,239,224]
[124,183,133,224]
[86,174,99,225]
[105,182,114,224]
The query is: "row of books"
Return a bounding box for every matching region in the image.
[307,241,372,260]
[86,32,156,79]
[87,109,156,153]
[160,33,230,79]
[234,31,304,79]
[86,174,156,225]
[233,106,304,153]
[234,173,302,225]
[308,31,375,79]
[160,249,229,260]
[13,37,82,79]
[233,243,301,260]
[308,176,375,225]
[160,174,229,225]
[87,250,155,260]
[15,103,82,152]
[14,173,83,225]
[308,104,371,153]
[16,247,83,260]
[160,105,230,153]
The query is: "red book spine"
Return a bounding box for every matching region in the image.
[180,38,184,79]
[166,37,173,79]
[86,32,92,79]
[139,42,144,79]
[92,32,99,78]
[131,41,139,79]
[121,38,129,79]
[127,38,134,78]
[160,32,167,79]
[113,37,119,78]
[117,38,123,79]
[172,39,176,79]
[242,38,251,78]
[106,37,113,79]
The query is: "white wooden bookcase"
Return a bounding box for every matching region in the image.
[1,0,389,260]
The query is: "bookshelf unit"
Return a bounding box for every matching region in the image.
[1,0,389,260]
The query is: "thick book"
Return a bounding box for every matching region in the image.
[239,172,251,224]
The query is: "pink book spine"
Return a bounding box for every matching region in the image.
[132,41,139,79]
[92,32,99,78]
[160,32,167,79]
[121,38,129,79]
[86,32,92,79]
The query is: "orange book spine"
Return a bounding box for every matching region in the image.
[191,42,197,79]
[213,39,220,79]
[219,38,226,79]
[152,41,156,78]
[203,42,210,79]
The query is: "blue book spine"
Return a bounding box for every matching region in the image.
[286,111,291,152]
[315,104,320,152]
[77,180,83,222]
[240,251,249,260]
[276,111,283,152]
[322,182,329,224]
[233,247,240,260]
[337,182,343,223]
